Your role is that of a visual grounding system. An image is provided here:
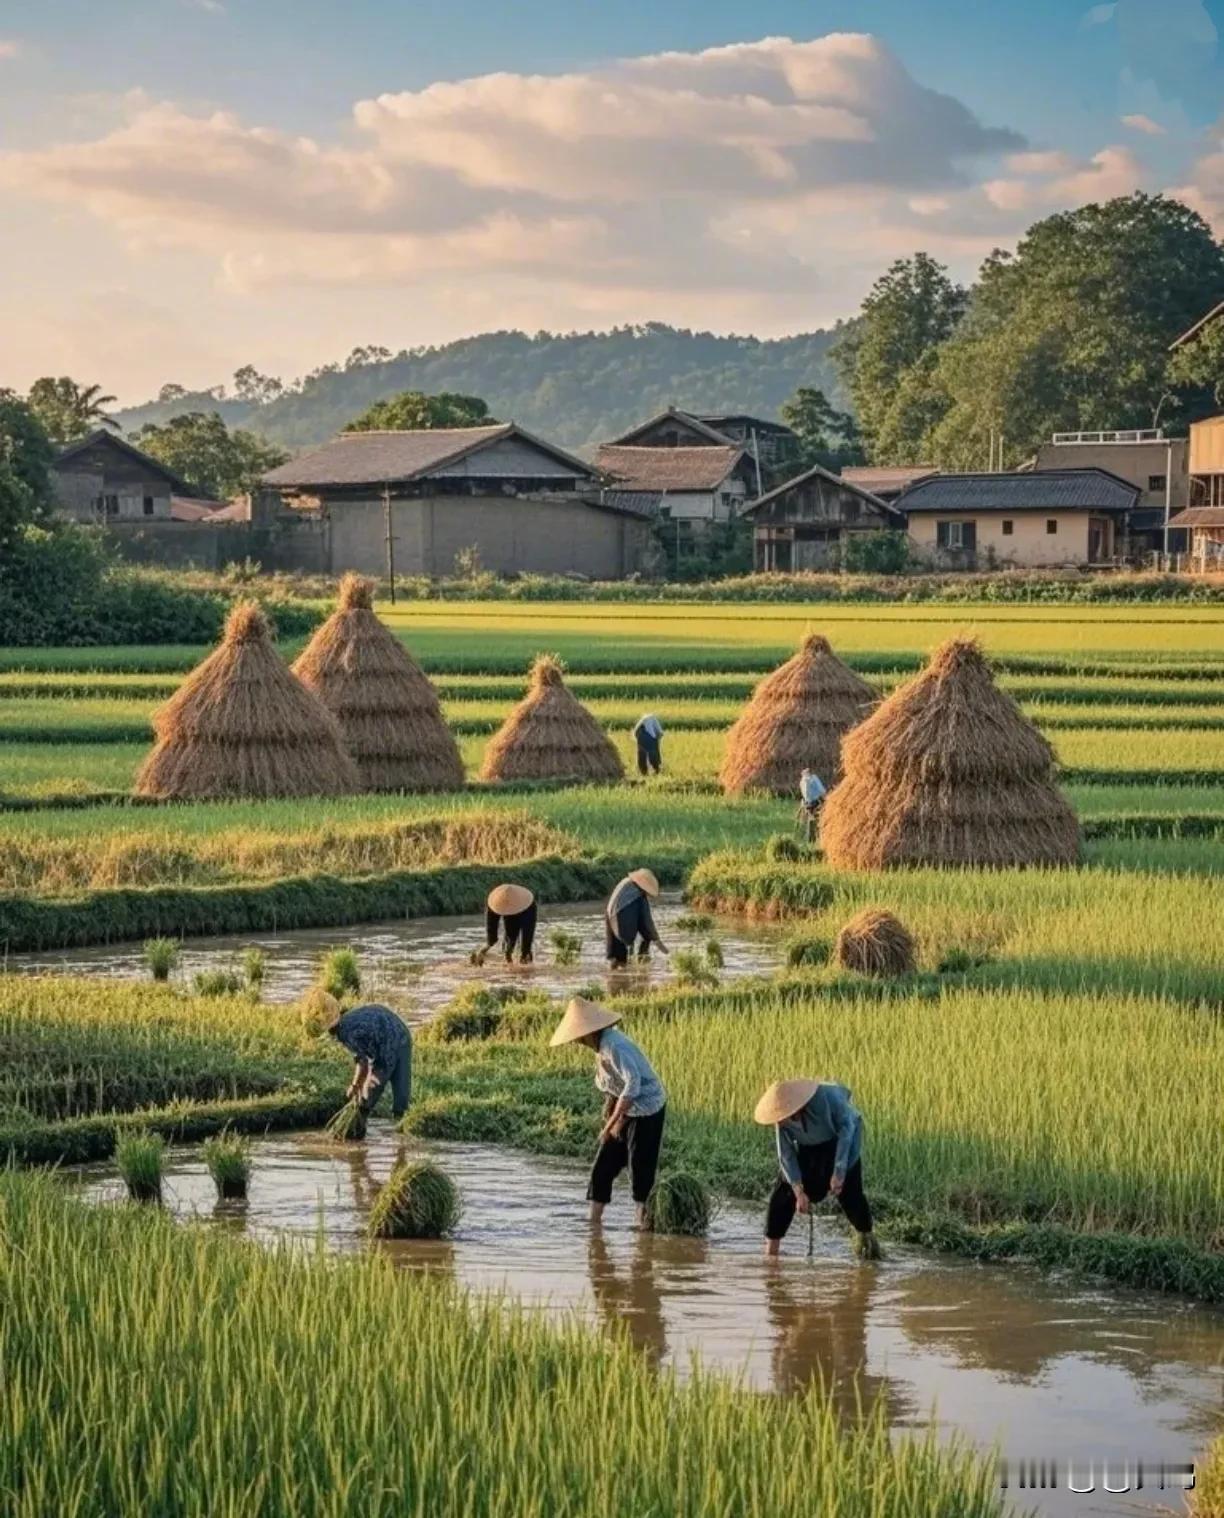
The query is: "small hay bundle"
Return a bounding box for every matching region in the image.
[820,637,1080,869]
[368,1159,461,1239]
[292,574,464,792]
[135,601,359,800]
[479,655,623,784]
[645,1173,711,1236]
[834,907,916,977]
[720,635,877,797]
[326,1099,368,1143]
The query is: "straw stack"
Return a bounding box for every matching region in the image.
[480,655,624,784]
[134,601,359,800]
[291,574,464,792]
[720,634,877,796]
[820,637,1080,868]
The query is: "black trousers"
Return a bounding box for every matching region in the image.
[765,1140,873,1239]
[486,902,537,962]
[606,899,653,966]
[636,736,662,776]
[587,1103,666,1205]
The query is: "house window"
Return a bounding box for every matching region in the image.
[142,495,155,516]
[1148,475,1167,493]
[1046,518,1058,534]
[1001,520,1014,536]
[936,520,976,550]
[104,494,119,517]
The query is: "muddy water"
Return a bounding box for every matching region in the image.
[9,895,778,1023]
[80,1130,1223,1518]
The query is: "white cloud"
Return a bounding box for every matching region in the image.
[1120,112,1166,135]
[1082,4,1117,27]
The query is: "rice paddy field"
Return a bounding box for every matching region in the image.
[1,596,1223,1515]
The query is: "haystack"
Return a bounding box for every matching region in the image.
[479,655,624,784]
[820,637,1079,868]
[134,601,358,800]
[291,574,463,792]
[720,635,877,796]
[834,907,916,977]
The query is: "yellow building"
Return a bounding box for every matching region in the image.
[898,469,1139,570]
[1188,415,1224,508]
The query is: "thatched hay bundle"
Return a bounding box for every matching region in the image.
[720,635,877,796]
[479,655,624,784]
[820,638,1080,869]
[834,907,916,977]
[644,1172,711,1236]
[292,574,463,792]
[134,602,358,800]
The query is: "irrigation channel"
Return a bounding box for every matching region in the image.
[7,895,780,1018]
[79,1131,1224,1518]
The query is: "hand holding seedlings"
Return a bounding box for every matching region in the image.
[300,989,413,1129]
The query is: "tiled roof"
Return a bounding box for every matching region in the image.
[741,461,904,520]
[1168,506,1224,527]
[609,409,734,446]
[897,469,1139,513]
[841,465,937,496]
[595,443,744,492]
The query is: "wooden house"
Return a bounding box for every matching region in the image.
[740,463,903,570]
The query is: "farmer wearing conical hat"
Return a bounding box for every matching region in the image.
[301,987,413,1125]
[605,868,669,967]
[754,1079,879,1259]
[632,713,664,777]
[475,882,537,965]
[551,997,667,1227]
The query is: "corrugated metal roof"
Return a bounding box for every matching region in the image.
[897,469,1139,514]
[262,424,594,489]
[1168,506,1224,527]
[595,443,743,491]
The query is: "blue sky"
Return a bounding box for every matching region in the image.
[1,0,1222,400]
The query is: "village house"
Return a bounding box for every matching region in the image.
[898,469,1138,569]
[840,465,937,505]
[594,443,749,547]
[1167,412,1224,570]
[1186,413,1224,508]
[739,462,904,570]
[1031,430,1188,555]
[261,423,654,579]
[52,429,194,524]
[609,406,799,488]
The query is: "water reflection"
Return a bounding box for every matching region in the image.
[588,1232,669,1370]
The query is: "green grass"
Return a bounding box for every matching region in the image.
[0,1170,1003,1518]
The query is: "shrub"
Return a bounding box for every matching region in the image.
[320,947,361,1000]
[142,937,180,982]
[842,531,911,574]
[368,1158,461,1239]
[644,1173,711,1235]
[202,1131,251,1199]
[115,1128,165,1202]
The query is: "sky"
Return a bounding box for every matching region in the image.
[1,0,1223,403]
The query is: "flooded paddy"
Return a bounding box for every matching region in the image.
[7,894,779,1022]
[80,1128,1223,1518]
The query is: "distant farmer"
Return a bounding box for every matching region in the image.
[475,882,537,965]
[605,868,669,967]
[798,767,827,844]
[550,996,667,1228]
[754,1078,880,1260]
[632,713,664,776]
[301,988,413,1123]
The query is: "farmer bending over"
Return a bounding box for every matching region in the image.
[302,988,413,1122]
[632,713,664,776]
[551,996,667,1229]
[605,868,669,967]
[798,768,827,845]
[475,882,537,965]
[754,1078,879,1259]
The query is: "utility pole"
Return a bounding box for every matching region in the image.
[383,483,397,604]
[1163,435,1173,563]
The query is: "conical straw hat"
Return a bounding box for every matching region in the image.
[629,868,660,897]
[300,987,342,1038]
[488,883,535,915]
[550,996,622,1047]
[753,1078,820,1125]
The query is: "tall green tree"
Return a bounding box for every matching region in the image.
[26,377,118,447]
[134,412,288,499]
[344,391,495,432]
[0,391,56,553]
[1167,309,1224,419]
[833,254,965,461]
[928,194,1224,469]
[780,386,864,471]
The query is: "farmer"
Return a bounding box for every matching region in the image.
[754,1078,880,1260]
[301,988,413,1123]
[550,996,667,1228]
[632,713,664,776]
[798,767,827,844]
[605,868,669,967]
[475,882,537,965]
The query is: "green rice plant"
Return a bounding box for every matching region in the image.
[1193,1436,1224,1516]
[644,1172,711,1236]
[672,950,719,989]
[325,1100,368,1143]
[368,1158,461,1240]
[201,1131,251,1199]
[704,938,725,969]
[429,984,521,1043]
[320,947,361,1000]
[549,929,582,966]
[937,947,990,975]
[142,937,179,982]
[115,1127,165,1202]
[192,968,244,998]
[764,833,805,862]
[242,946,267,994]
[674,912,714,932]
[785,936,831,969]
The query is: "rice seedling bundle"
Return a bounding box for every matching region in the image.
[202,1131,251,1199]
[644,1172,711,1236]
[550,929,582,966]
[785,936,831,969]
[320,947,361,999]
[368,1158,461,1239]
[834,908,916,978]
[142,937,179,982]
[193,969,245,997]
[720,635,878,797]
[326,1099,368,1143]
[704,938,725,968]
[292,574,464,792]
[672,950,719,989]
[134,601,359,800]
[479,655,624,783]
[821,638,1080,869]
[115,1128,165,1202]
[242,947,266,993]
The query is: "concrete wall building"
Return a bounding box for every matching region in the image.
[1188,414,1224,508]
[1033,431,1187,553]
[52,430,192,524]
[899,470,1138,569]
[262,423,654,580]
[741,463,903,571]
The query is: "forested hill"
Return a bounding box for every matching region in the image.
[114,323,849,451]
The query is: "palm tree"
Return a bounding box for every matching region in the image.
[26,377,119,446]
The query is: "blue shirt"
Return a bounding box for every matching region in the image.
[800,773,827,804]
[776,1083,863,1186]
[594,1027,666,1118]
[332,1004,410,1084]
